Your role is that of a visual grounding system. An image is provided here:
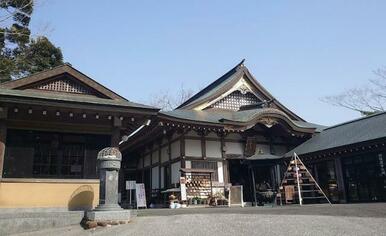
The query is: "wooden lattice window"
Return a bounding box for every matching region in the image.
[209,90,260,111]
[191,161,218,181]
[34,79,93,94]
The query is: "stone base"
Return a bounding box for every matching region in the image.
[86,210,133,221]
[0,208,84,235]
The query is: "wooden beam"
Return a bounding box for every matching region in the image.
[111,127,121,147]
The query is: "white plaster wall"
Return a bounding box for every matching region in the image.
[225,142,243,155]
[171,140,180,159]
[144,154,151,167]
[161,146,169,163]
[160,166,165,189]
[185,139,202,157]
[171,161,181,184]
[151,150,159,164]
[217,161,224,183]
[151,167,159,189]
[206,140,222,158]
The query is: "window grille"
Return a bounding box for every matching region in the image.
[35,79,93,94]
[191,161,218,181]
[209,90,260,111]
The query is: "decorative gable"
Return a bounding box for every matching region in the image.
[0,64,127,100]
[207,90,261,111]
[33,78,94,95]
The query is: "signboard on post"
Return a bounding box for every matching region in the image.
[126,180,136,190]
[135,183,147,208]
[126,180,136,208]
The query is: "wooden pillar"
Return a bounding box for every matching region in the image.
[201,133,206,159]
[111,116,122,147]
[275,163,281,189]
[220,133,230,184]
[334,157,347,203]
[0,121,6,179]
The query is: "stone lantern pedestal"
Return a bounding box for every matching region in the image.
[86,147,132,222]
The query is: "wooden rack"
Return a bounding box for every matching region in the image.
[279,153,332,205]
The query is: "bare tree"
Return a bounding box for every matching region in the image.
[149,84,194,111]
[322,68,386,116]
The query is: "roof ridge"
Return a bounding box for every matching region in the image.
[0,63,68,86]
[324,111,386,130]
[176,59,245,109]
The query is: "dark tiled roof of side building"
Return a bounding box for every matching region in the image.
[285,111,386,157]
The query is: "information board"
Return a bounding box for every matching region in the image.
[126,180,136,190]
[135,183,147,208]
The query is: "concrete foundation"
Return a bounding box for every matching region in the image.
[85,210,133,221]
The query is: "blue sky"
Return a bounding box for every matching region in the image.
[30,1,386,126]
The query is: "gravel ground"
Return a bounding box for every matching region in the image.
[13,204,386,236]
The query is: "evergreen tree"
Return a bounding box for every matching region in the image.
[0,0,63,82]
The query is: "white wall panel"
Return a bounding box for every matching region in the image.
[206,140,222,158]
[151,167,159,189]
[171,140,180,159]
[171,161,181,184]
[161,146,169,163]
[225,142,243,155]
[185,139,202,157]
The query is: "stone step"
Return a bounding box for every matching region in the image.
[0,208,84,236]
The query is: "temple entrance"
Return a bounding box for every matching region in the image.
[228,159,280,204]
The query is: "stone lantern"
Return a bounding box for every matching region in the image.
[86,147,132,222]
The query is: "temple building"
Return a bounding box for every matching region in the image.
[120,60,324,205]
[0,64,158,209]
[0,61,384,210]
[287,112,386,203]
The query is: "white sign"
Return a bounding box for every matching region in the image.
[126,180,136,190]
[135,183,147,208]
[180,177,187,201]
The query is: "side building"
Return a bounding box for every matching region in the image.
[0,64,158,209]
[121,61,323,205]
[286,112,386,203]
